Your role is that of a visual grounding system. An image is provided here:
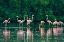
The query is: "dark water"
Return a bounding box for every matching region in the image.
[0,27,64,42]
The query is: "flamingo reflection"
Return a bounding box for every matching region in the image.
[17,30,24,40]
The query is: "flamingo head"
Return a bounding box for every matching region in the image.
[41,21,45,24]
[16,16,19,18]
[32,15,34,17]
[59,21,63,24]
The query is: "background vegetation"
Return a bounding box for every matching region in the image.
[0,0,64,22]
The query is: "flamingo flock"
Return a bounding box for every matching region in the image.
[2,15,64,42]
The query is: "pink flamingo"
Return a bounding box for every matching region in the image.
[27,19,32,25]
[3,18,10,41]
[27,19,33,38]
[16,16,24,24]
[47,20,52,25]
[3,18,10,23]
[3,18,10,27]
[16,16,25,41]
[47,20,52,35]
[41,21,45,25]
[26,15,34,42]
[27,15,34,25]
[39,21,45,36]
[53,19,59,28]
[27,18,33,29]
[27,19,33,42]
[59,21,63,27]
[16,16,24,30]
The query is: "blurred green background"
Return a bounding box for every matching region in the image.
[0,0,64,22]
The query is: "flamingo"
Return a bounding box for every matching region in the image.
[3,18,10,27]
[27,15,34,25]
[27,15,34,27]
[16,16,25,41]
[53,19,59,28]
[26,15,34,42]
[46,17,52,40]
[47,20,52,25]
[16,16,24,29]
[3,18,10,23]
[59,21,63,27]
[16,16,24,24]
[41,21,45,25]
[27,19,33,38]
[27,19,32,25]
[39,21,45,36]
[3,18,10,42]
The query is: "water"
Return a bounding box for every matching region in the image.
[0,27,64,42]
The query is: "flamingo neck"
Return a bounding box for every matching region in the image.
[17,18,18,21]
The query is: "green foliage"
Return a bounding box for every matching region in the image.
[39,0,49,5]
[0,0,64,21]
